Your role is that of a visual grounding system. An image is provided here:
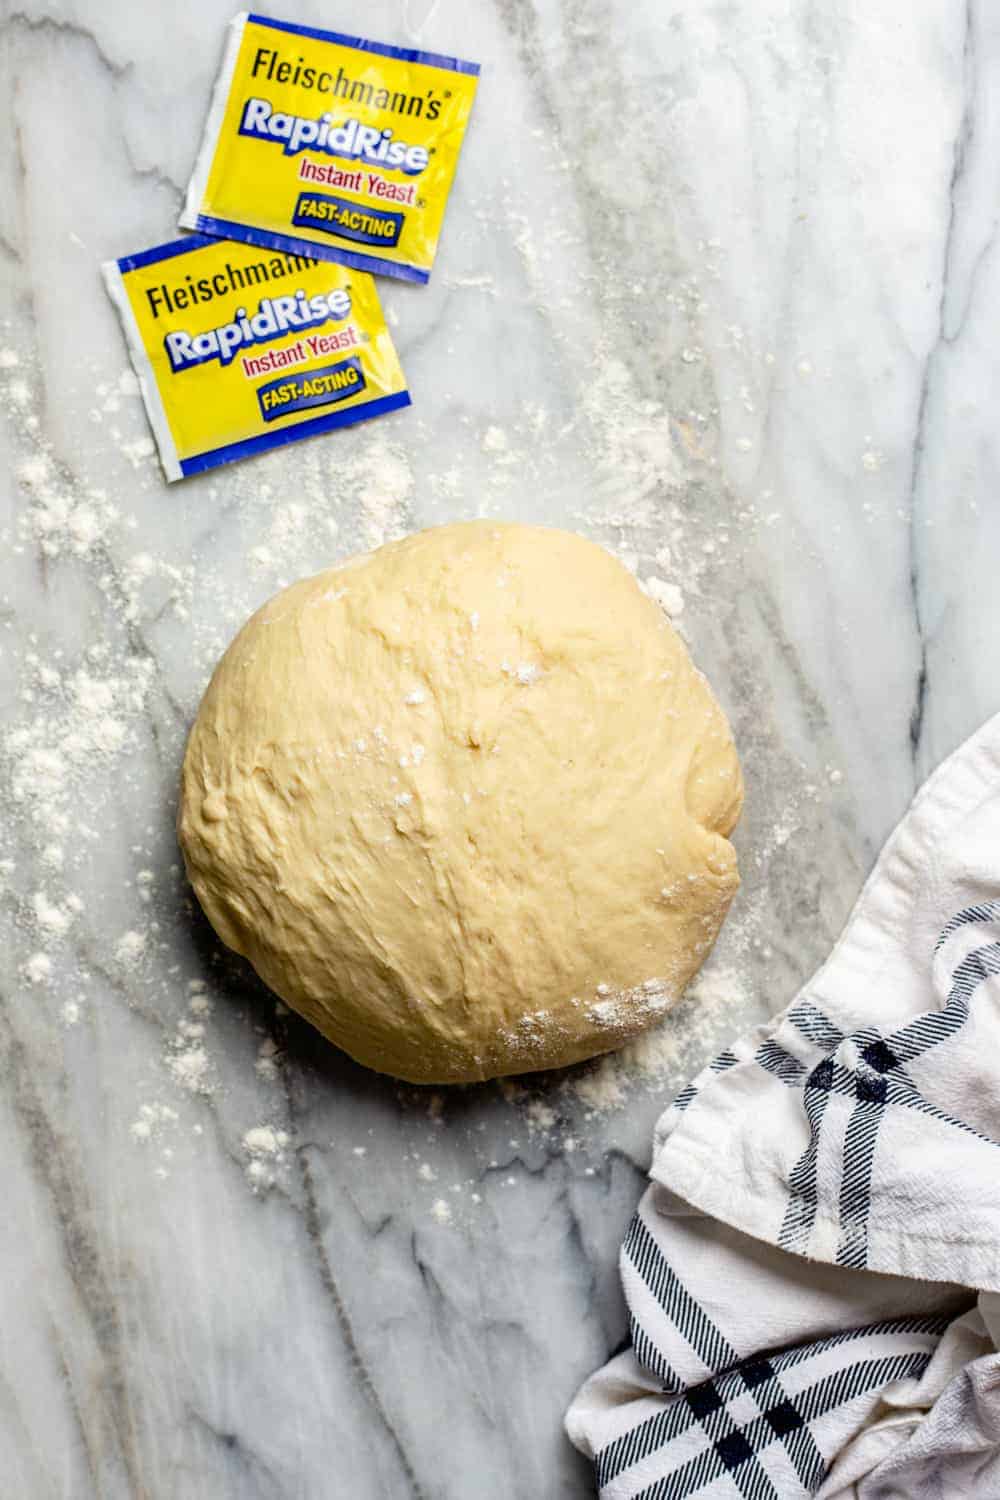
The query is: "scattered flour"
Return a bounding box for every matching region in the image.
[430,1198,453,1225]
[582,354,682,504]
[1,357,192,1023]
[642,575,685,618]
[250,495,338,575]
[31,890,75,935]
[5,653,156,844]
[188,988,212,1018]
[242,1124,291,1191]
[588,999,623,1027]
[0,222,808,1188]
[351,433,413,549]
[255,1036,282,1081]
[115,929,147,967]
[165,1005,214,1095]
[22,952,52,985]
[524,1099,557,1133]
[563,963,749,1115]
[130,1102,179,1142]
[570,1066,626,1113]
[243,1124,288,1156]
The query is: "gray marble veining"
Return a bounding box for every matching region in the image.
[2,1,998,1495]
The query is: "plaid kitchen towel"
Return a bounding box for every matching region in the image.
[566,712,1000,1498]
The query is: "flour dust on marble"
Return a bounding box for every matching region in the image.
[0,199,842,1227]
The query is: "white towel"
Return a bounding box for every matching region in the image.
[566,713,1000,1498]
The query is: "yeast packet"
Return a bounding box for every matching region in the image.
[180,12,480,284]
[102,233,409,481]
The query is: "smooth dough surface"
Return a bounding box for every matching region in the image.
[179,522,743,1083]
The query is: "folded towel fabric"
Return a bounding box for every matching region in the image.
[566,713,1000,1498]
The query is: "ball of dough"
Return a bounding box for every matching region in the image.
[178,522,743,1084]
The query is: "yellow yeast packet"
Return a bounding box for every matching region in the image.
[102,233,409,482]
[180,12,480,285]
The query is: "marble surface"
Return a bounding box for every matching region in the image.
[2,1,998,1495]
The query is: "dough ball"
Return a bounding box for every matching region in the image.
[178,522,743,1084]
